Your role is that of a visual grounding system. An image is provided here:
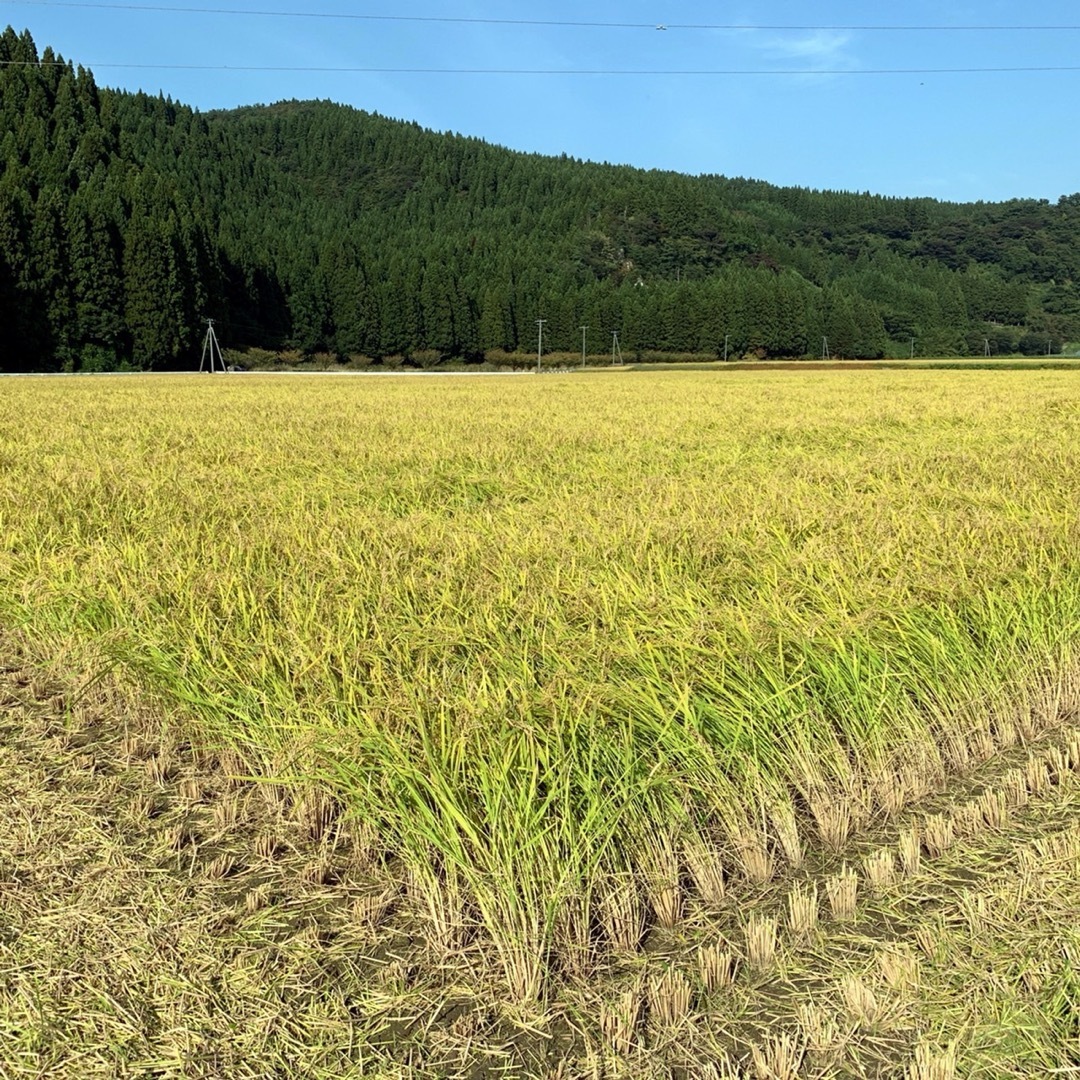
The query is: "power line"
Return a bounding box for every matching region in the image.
[8,1,1080,32]
[4,59,1080,75]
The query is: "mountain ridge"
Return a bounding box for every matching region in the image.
[2,26,1077,371]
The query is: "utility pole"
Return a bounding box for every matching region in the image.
[984,338,991,357]
[580,325,588,369]
[910,337,915,359]
[822,336,830,361]
[199,317,225,373]
[723,333,730,361]
[611,331,623,366]
[536,318,547,372]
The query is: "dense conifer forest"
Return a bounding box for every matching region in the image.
[2,26,1079,370]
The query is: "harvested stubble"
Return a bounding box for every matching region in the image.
[839,974,883,1028]
[922,813,955,858]
[878,946,920,991]
[862,847,898,892]
[898,825,922,876]
[751,1031,804,1080]
[786,880,819,939]
[2,369,1080,1030]
[599,981,642,1056]
[745,911,780,970]
[906,1043,957,1080]
[770,798,804,868]
[698,942,738,991]
[647,966,693,1028]
[826,865,858,922]
[684,830,727,907]
[796,1002,846,1068]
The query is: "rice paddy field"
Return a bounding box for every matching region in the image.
[1,370,1079,1078]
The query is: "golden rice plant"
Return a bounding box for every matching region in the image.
[3,370,1080,1017]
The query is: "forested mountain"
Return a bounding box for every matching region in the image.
[2,26,1079,371]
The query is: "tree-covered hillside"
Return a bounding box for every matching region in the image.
[2,26,1078,370]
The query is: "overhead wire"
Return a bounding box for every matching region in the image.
[5,2,1080,77]
[3,60,1080,76]
[7,0,1080,32]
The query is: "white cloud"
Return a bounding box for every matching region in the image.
[746,28,858,72]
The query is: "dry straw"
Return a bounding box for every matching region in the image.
[906,1042,958,1080]
[1000,767,1029,808]
[796,1002,845,1067]
[978,788,1008,830]
[969,727,996,763]
[1066,735,1080,773]
[808,789,852,851]
[770,799,804,869]
[1044,744,1068,784]
[600,878,646,954]
[1026,756,1049,795]
[839,974,882,1027]
[640,831,682,929]
[684,831,727,907]
[205,852,236,880]
[735,827,775,885]
[353,886,398,932]
[878,946,919,991]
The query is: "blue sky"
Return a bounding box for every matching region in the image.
[6,0,1080,203]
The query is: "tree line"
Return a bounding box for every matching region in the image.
[1,26,1078,371]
